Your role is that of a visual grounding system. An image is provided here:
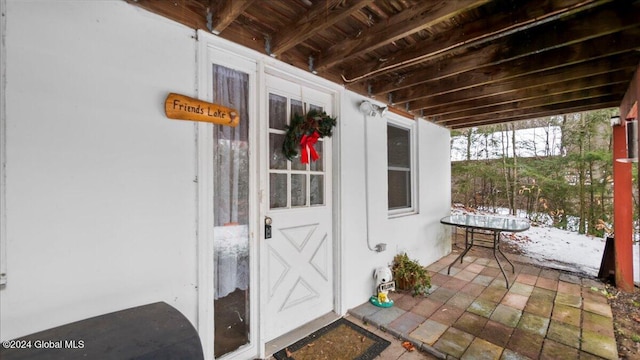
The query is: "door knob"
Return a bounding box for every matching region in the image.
[265,217,272,239]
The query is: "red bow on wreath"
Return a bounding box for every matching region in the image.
[300,131,320,164]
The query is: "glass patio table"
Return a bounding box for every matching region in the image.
[440,214,530,289]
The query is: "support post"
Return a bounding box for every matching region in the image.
[613,120,634,291]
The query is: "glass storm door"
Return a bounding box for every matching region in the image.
[212,64,251,358]
[263,75,334,341]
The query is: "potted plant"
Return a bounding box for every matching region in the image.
[392,253,431,296]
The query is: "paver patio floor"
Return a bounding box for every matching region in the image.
[348,250,618,360]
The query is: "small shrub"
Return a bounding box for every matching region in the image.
[391,253,431,296]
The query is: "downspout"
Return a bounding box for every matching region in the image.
[361,101,386,253]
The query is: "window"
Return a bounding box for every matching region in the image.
[211,64,251,357]
[387,119,416,215]
[268,93,326,209]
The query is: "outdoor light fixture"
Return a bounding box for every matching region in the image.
[377,104,388,117]
[359,100,388,117]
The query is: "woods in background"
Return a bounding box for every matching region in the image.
[451,108,638,237]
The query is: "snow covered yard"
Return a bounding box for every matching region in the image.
[451,206,640,282]
[510,225,607,276]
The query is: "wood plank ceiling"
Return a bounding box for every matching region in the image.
[128,0,640,129]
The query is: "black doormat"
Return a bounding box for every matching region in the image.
[272,318,390,360]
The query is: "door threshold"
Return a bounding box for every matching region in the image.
[264,311,340,358]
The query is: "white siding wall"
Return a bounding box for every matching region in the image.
[339,92,452,310]
[1,0,453,348]
[1,1,199,340]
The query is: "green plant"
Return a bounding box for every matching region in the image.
[391,253,431,296]
[283,109,337,161]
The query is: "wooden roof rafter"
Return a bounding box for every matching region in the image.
[125,0,640,129]
[208,0,258,34]
[415,59,640,116]
[316,0,491,71]
[436,81,631,123]
[443,95,621,128]
[342,0,613,83]
[368,2,640,99]
[269,0,375,57]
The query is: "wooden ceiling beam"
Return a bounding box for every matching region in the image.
[342,0,607,83]
[448,100,621,129]
[394,51,638,109]
[441,100,620,130]
[208,0,257,34]
[371,5,640,97]
[435,82,629,123]
[409,55,640,112]
[316,0,490,71]
[441,95,620,128]
[127,0,640,130]
[270,0,374,56]
[390,29,640,107]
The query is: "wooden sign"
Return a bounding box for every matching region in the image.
[165,93,239,127]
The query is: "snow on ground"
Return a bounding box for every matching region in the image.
[452,206,640,282]
[515,225,606,276]
[513,225,640,283]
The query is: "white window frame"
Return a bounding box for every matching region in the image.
[387,115,418,217]
[197,37,259,360]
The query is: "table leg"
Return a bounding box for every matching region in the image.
[448,227,473,275]
[493,231,515,288]
[496,234,515,272]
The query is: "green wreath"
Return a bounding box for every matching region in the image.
[283,109,337,162]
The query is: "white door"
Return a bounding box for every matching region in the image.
[262,75,334,340]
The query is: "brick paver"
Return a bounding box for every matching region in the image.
[347,247,618,360]
[454,311,489,337]
[409,319,448,345]
[480,320,514,347]
[491,304,523,327]
[434,327,475,358]
[546,320,581,348]
[540,339,579,360]
[501,292,529,310]
[461,337,503,360]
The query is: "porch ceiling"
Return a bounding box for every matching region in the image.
[128,0,640,129]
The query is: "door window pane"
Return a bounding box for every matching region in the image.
[291,99,303,117]
[310,175,324,206]
[309,104,323,112]
[269,133,287,170]
[269,94,287,130]
[270,173,287,208]
[309,141,323,172]
[291,153,307,171]
[291,174,307,207]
